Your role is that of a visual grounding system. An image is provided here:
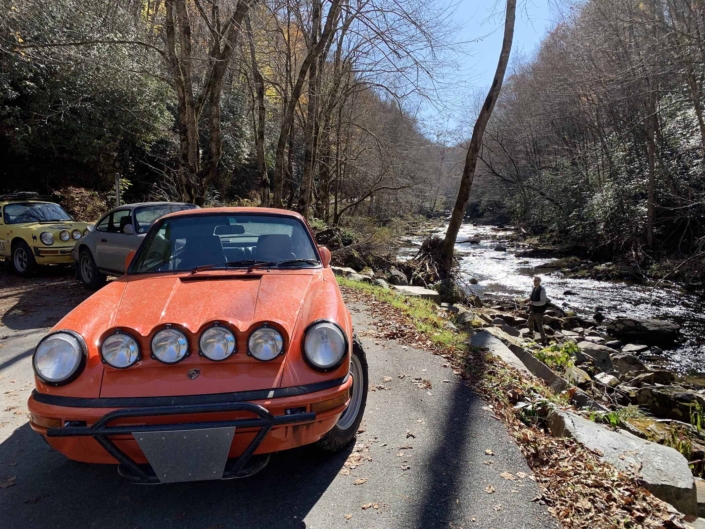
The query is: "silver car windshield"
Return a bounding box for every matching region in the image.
[134,204,197,234]
[130,214,319,273]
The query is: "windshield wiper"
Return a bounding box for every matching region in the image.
[275,259,320,267]
[189,263,228,274]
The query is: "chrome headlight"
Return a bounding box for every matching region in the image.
[248,327,283,361]
[200,325,236,361]
[72,229,82,240]
[40,232,54,245]
[102,331,140,368]
[151,327,189,363]
[304,322,346,370]
[33,331,85,385]
[59,230,70,242]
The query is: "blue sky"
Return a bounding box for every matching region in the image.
[417,0,560,138]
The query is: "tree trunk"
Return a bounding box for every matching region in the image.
[245,16,269,206]
[441,0,516,273]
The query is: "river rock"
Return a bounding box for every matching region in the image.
[347,273,370,283]
[548,409,696,515]
[469,277,479,285]
[502,323,521,338]
[388,268,409,286]
[331,266,357,277]
[492,317,505,326]
[629,372,655,386]
[373,278,390,289]
[493,245,507,252]
[565,365,592,387]
[562,330,581,339]
[605,318,680,346]
[636,386,705,424]
[652,369,676,385]
[595,372,620,387]
[359,267,375,278]
[611,353,647,375]
[576,341,614,372]
[593,313,605,323]
[622,343,649,354]
[582,335,605,344]
[563,290,578,296]
[605,340,622,349]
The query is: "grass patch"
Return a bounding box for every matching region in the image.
[337,276,469,352]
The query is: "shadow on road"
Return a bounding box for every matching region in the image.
[409,349,496,528]
[0,422,351,529]
[0,266,89,332]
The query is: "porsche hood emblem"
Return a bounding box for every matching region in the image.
[187,368,201,380]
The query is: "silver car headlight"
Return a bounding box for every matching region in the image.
[59,230,70,242]
[151,327,189,363]
[303,322,346,370]
[72,229,82,240]
[40,232,54,245]
[101,331,140,368]
[248,326,283,361]
[33,331,85,385]
[200,325,236,361]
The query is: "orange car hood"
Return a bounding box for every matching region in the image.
[111,272,312,334]
[97,271,316,398]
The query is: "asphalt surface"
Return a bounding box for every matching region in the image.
[0,268,556,529]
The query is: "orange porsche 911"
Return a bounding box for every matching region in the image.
[27,208,368,484]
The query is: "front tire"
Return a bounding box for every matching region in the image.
[12,241,36,277]
[78,249,107,290]
[317,335,369,452]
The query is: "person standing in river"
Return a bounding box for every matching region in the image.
[526,276,549,346]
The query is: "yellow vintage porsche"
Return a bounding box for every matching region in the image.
[0,193,92,276]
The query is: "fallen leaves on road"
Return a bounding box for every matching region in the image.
[413,378,432,390]
[485,449,494,456]
[361,503,379,510]
[401,464,411,471]
[484,485,495,494]
[0,476,16,489]
[344,514,352,520]
[500,472,516,480]
[353,478,367,485]
[382,376,392,383]
[516,472,528,479]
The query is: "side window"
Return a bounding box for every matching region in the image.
[109,210,131,234]
[96,214,110,232]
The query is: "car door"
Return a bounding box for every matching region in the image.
[95,209,133,273]
[0,206,8,259]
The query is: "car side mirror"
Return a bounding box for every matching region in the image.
[123,224,134,235]
[318,246,331,268]
[125,250,136,272]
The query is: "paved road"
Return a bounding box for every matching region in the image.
[0,269,555,529]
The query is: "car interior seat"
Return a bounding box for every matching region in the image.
[118,216,133,233]
[178,235,226,269]
[254,234,295,261]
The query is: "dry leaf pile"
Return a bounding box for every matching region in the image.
[341,285,687,529]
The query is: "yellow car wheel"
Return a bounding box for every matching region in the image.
[12,240,36,277]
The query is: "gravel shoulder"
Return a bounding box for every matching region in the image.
[0,269,554,529]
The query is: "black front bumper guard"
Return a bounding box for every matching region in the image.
[46,402,316,484]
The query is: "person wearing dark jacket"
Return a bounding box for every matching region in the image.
[526,276,548,346]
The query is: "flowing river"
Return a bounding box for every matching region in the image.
[399,223,705,375]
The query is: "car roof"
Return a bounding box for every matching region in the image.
[159,207,307,222]
[106,202,195,212]
[0,199,57,205]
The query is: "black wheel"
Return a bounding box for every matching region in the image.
[78,248,107,290]
[12,240,36,277]
[317,335,369,452]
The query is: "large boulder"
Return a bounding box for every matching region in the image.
[392,285,440,303]
[576,341,614,372]
[565,365,591,387]
[331,266,357,277]
[610,353,647,375]
[548,409,696,515]
[387,267,409,286]
[373,278,390,289]
[605,318,680,346]
[636,386,705,424]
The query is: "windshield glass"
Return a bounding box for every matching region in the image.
[130,214,319,273]
[3,202,73,224]
[134,204,197,234]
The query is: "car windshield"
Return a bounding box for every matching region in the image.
[130,214,319,273]
[3,202,73,224]
[134,204,197,234]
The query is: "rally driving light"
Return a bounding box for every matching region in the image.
[152,328,189,363]
[248,327,283,361]
[304,322,346,370]
[72,229,82,240]
[200,326,236,361]
[40,232,54,245]
[102,332,140,368]
[33,331,85,384]
[59,230,70,242]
